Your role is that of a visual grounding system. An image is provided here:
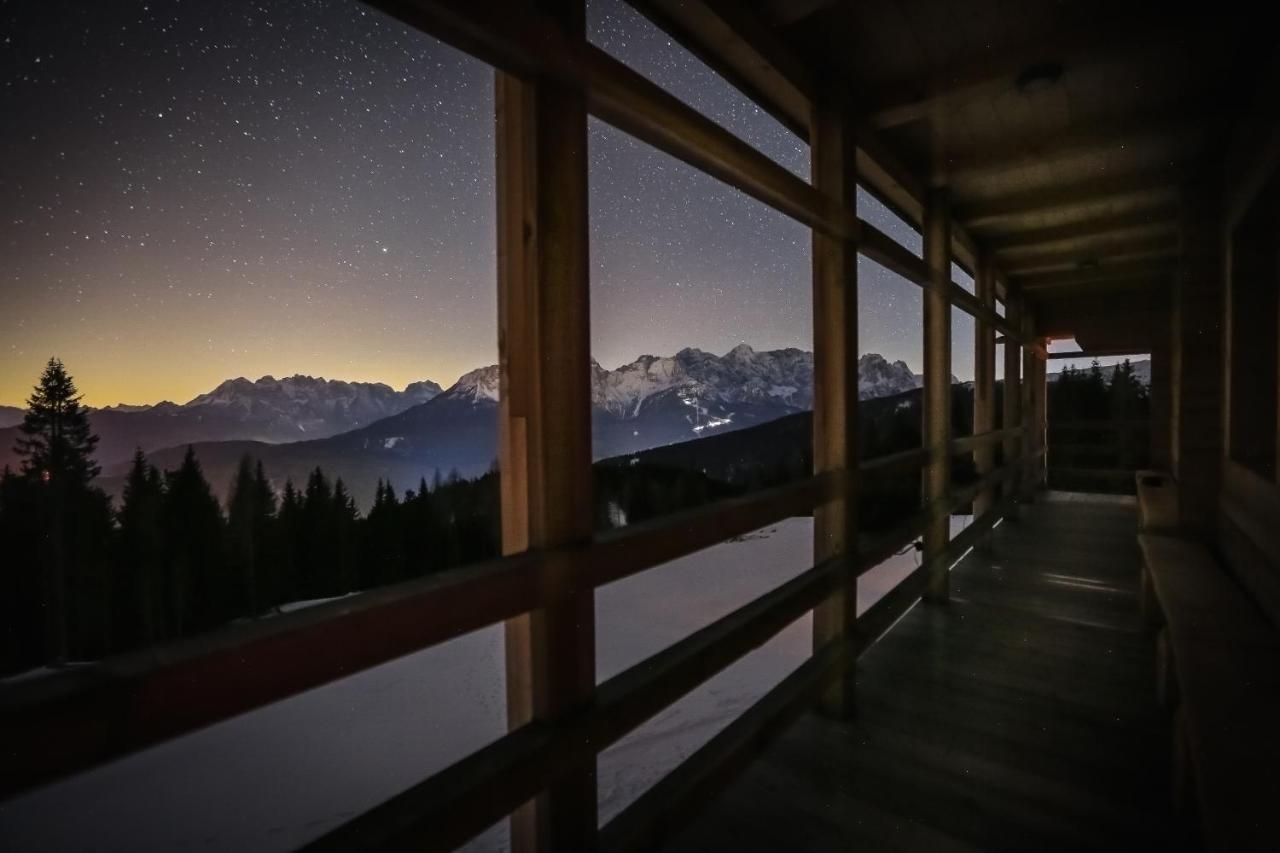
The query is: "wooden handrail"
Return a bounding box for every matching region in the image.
[951,425,1023,454]
[860,445,930,476]
[1049,419,1150,431]
[0,471,841,797]
[622,490,1025,853]
[307,552,851,851]
[310,472,1024,851]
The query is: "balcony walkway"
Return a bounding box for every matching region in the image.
[667,495,1192,853]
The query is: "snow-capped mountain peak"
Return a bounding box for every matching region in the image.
[443,365,500,403]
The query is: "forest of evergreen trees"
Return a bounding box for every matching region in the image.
[1,357,1149,676]
[1045,359,1151,493]
[0,360,502,674]
[0,359,808,675]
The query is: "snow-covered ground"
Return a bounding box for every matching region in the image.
[0,515,965,852]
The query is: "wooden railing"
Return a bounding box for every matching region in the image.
[0,443,1029,852]
[1048,419,1150,492]
[0,1,1053,849]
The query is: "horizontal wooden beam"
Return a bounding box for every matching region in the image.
[1013,256,1182,289]
[309,551,850,851]
[369,0,857,241]
[626,0,810,138]
[859,220,929,284]
[0,470,842,798]
[865,17,1189,130]
[597,488,1011,852]
[988,206,1181,253]
[1003,236,1179,276]
[597,622,850,853]
[957,171,1182,230]
[1046,348,1152,361]
[622,0,981,288]
[952,426,1024,454]
[950,283,1023,341]
[860,445,929,477]
[936,118,1199,184]
[316,477,1025,852]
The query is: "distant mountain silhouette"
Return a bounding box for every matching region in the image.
[94,348,944,512]
[0,375,443,473]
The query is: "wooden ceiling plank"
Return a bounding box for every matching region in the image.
[1016,258,1178,290]
[865,13,1186,129]
[1003,238,1179,276]
[956,170,1182,229]
[987,205,1180,251]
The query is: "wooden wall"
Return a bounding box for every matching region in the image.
[1213,59,1280,627]
[1171,173,1226,536]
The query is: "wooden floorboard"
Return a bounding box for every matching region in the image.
[664,497,1192,852]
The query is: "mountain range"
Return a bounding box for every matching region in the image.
[3,346,937,509]
[0,375,443,474]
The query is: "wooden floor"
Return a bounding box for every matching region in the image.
[667,496,1192,853]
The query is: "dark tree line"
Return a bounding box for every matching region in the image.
[2,360,997,676]
[1046,359,1151,493]
[1049,358,1149,422]
[1,359,502,675]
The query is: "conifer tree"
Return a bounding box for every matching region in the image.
[302,467,335,596]
[16,357,100,486]
[227,455,277,617]
[331,477,359,593]
[14,358,107,664]
[277,479,303,605]
[162,447,226,635]
[118,449,165,645]
[0,466,43,672]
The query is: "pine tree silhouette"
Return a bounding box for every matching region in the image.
[118,449,166,646]
[228,455,277,617]
[14,358,108,664]
[162,447,226,636]
[16,357,100,486]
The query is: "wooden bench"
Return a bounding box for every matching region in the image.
[1138,531,1280,852]
[1136,469,1180,533]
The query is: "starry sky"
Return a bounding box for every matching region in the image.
[2,0,948,409]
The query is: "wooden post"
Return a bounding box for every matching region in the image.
[1171,175,1225,532]
[923,189,952,603]
[973,253,997,535]
[495,1,596,846]
[1021,307,1038,500]
[1003,294,1023,505]
[810,87,859,717]
[1032,341,1048,488]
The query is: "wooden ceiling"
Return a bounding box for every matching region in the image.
[744,0,1266,307]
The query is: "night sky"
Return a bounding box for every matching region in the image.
[3,0,946,409]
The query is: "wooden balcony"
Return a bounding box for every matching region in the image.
[2,1,1277,851]
[661,496,1189,853]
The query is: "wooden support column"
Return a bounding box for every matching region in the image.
[923,189,952,603]
[1171,174,1225,533]
[1003,294,1023,505]
[1149,297,1174,470]
[495,1,596,846]
[1031,337,1048,489]
[810,86,859,717]
[973,253,998,531]
[1021,306,1040,500]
